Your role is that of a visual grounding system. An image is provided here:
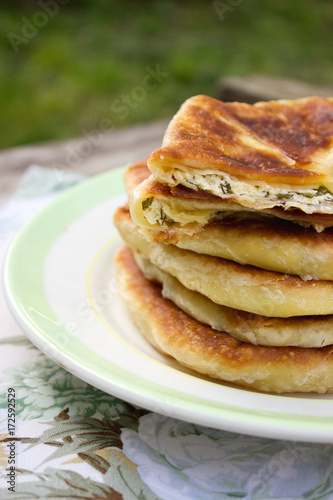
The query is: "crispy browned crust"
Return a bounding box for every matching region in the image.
[126,159,333,230]
[114,245,333,393]
[123,158,150,194]
[148,95,333,184]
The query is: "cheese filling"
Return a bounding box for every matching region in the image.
[142,197,211,227]
[163,170,333,214]
[141,196,329,233]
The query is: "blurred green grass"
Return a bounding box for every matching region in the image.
[1,0,333,149]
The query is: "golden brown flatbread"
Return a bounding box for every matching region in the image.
[134,251,333,348]
[148,95,333,213]
[114,205,333,318]
[114,245,333,393]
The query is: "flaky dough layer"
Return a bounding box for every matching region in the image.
[114,245,333,393]
[114,205,333,318]
[134,252,333,348]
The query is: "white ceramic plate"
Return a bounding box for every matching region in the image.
[4,166,333,443]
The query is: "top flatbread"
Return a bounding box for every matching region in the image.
[148,95,333,213]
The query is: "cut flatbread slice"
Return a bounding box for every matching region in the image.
[148,95,333,213]
[134,251,333,348]
[114,245,333,393]
[114,205,333,318]
[127,160,333,244]
[127,161,333,279]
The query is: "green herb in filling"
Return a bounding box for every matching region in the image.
[315,186,333,198]
[142,197,154,210]
[220,180,233,194]
[276,186,333,201]
[277,192,293,200]
[159,209,173,225]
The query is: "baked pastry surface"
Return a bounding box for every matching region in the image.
[148,95,333,213]
[114,205,333,318]
[134,251,333,348]
[114,245,333,393]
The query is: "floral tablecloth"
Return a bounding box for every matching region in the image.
[1,166,333,500]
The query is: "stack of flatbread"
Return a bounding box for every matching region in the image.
[113,94,333,393]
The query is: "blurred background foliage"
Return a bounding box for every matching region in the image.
[1,0,333,149]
